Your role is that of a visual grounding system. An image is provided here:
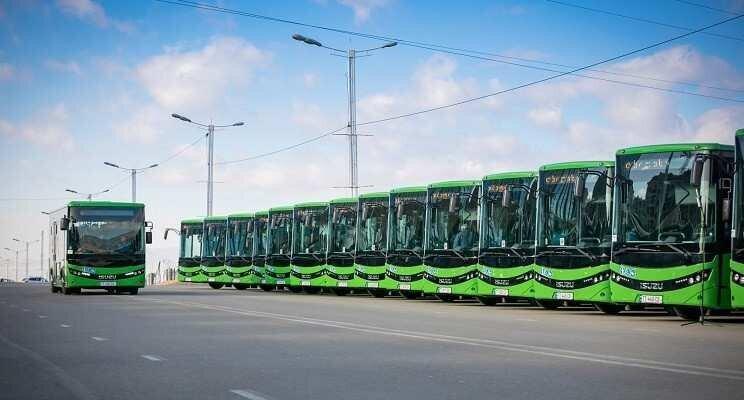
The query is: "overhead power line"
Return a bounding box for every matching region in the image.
[155,0,743,95]
[546,0,744,43]
[671,0,742,16]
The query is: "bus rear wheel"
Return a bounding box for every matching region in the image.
[400,290,420,300]
[208,282,224,289]
[674,306,704,321]
[477,296,499,306]
[535,299,560,310]
[594,303,623,315]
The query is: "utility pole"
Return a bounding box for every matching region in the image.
[292,34,396,197]
[4,248,19,281]
[171,114,244,216]
[104,162,159,202]
[40,230,44,279]
[12,238,38,280]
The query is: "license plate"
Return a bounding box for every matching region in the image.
[367,282,379,288]
[556,292,573,300]
[493,288,509,296]
[276,280,285,285]
[99,281,117,287]
[639,295,663,304]
[338,281,348,287]
[232,279,240,283]
[437,287,452,294]
[301,280,311,286]
[185,278,192,282]
[399,284,411,291]
[208,278,215,282]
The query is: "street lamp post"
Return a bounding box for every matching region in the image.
[4,248,19,281]
[171,114,244,216]
[292,34,397,196]
[13,238,39,280]
[65,188,110,200]
[103,162,159,202]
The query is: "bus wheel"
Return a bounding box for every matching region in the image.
[287,286,303,293]
[233,284,248,290]
[51,285,59,293]
[128,288,139,295]
[535,299,560,310]
[437,294,456,302]
[259,284,274,292]
[400,290,420,300]
[477,296,499,306]
[674,306,704,321]
[369,289,386,298]
[303,287,321,295]
[62,286,72,295]
[208,282,224,289]
[594,303,623,315]
[332,288,349,296]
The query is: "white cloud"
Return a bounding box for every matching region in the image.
[337,0,389,23]
[0,62,13,80]
[302,72,318,88]
[528,105,562,129]
[44,59,81,75]
[0,104,75,151]
[136,36,270,111]
[113,105,168,144]
[56,0,134,33]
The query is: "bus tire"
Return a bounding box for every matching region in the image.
[594,303,623,315]
[129,288,139,295]
[477,296,499,306]
[233,284,248,290]
[287,286,303,293]
[437,294,456,302]
[535,299,560,310]
[674,306,704,321]
[208,282,224,289]
[369,289,386,298]
[400,290,420,300]
[259,284,274,292]
[51,285,59,293]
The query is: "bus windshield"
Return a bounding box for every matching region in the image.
[617,152,715,244]
[482,178,537,250]
[254,216,268,256]
[330,206,356,253]
[228,219,253,257]
[203,221,227,257]
[269,212,292,255]
[68,207,144,255]
[293,208,328,254]
[537,168,612,248]
[180,224,203,258]
[426,187,479,253]
[357,200,388,252]
[390,194,425,252]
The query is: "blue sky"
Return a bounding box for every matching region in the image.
[1,0,743,276]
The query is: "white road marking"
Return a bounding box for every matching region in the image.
[230,389,272,400]
[38,315,47,319]
[516,318,537,322]
[129,297,744,382]
[22,308,30,312]
[60,324,70,328]
[141,354,164,362]
[90,336,107,341]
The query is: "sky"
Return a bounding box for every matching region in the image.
[1,0,743,278]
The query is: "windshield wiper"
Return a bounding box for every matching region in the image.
[612,245,661,256]
[481,247,527,261]
[536,246,596,261]
[655,242,691,259]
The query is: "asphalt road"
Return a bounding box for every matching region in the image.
[1,283,743,400]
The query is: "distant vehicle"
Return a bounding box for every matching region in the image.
[0,278,14,283]
[23,277,49,284]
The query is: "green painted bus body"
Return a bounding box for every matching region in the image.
[202,216,229,285]
[423,180,481,298]
[611,143,734,314]
[178,218,204,283]
[732,130,744,309]
[355,192,390,295]
[264,207,293,289]
[325,197,363,292]
[226,213,257,288]
[386,187,427,297]
[253,211,269,286]
[533,161,615,306]
[476,172,538,302]
[290,202,329,292]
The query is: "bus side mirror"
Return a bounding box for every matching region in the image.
[690,157,705,187]
[396,203,404,220]
[145,221,154,244]
[723,198,731,222]
[574,175,585,198]
[501,188,511,207]
[60,216,69,231]
[621,181,628,204]
[362,204,369,221]
[332,209,339,223]
[449,194,459,213]
[164,230,169,240]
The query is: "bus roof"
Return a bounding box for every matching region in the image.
[428,180,481,189]
[329,197,358,205]
[540,161,614,171]
[269,206,293,213]
[483,171,537,181]
[227,212,253,219]
[737,128,744,137]
[359,191,389,200]
[181,218,203,225]
[294,202,328,209]
[204,215,227,222]
[616,143,734,155]
[254,210,269,217]
[68,200,144,208]
[390,186,427,194]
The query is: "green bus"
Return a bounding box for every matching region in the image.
[177,218,204,283]
[612,143,734,320]
[533,161,615,311]
[356,192,390,297]
[386,186,427,299]
[423,180,481,301]
[476,172,538,305]
[226,213,255,290]
[290,202,329,294]
[733,130,744,310]
[254,210,270,291]
[325,197,360,295]
[202,215,228,289]
[49,201,152,295]
[265,206,293,291]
